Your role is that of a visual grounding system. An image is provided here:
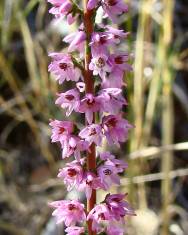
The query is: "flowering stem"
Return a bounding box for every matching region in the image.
[86,143,96,235]
[83,1,96,234]
[48,0,135,233]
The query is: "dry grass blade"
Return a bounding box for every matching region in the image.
[122,168,188,185]
[129,0,152,209]
[0,95,24,121]
[23,0,40,17]
[18,13,39,96]
[129,142,188,159]
[34,40,51,111]
[160,1,174,234]
[142,43,162,146]
[1,0,13,47]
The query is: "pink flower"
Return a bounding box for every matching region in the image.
[47,0,78,24]
[105,158,128,173]
[49,120,74,143]
[78,172,104,199]
[102,0,128,23]
[105,25,130,44]
[49,121,88,160]
[49,200,86,226]
[102,115,133,145]
[109,53,132,72]
[98,88,127,114]
[87,204,112,232]
[87,0,128,23]
[90,32,112,56]
[89,54,111,79]
[101,53,132,88]
[55,88,80,116]
[78,93,101,124]
[87,195,135,232]
[105,193,136,220]
[106,223,124,235]
[87,0,98,10]
[61,136,89,160]
[57,160,84,191]
[89,26,129,58]
[79,124,103,146]
[63,31,86,53]
[99,151,115,161]
[48,0,72,17]
[89,25,129,55]
[76,82,85,92]
[48,53,81,84]
[66,13,77,25]
[99,152,128,173]
[65,226,85,235]
[97,164,120,189]
[102,67,125,88]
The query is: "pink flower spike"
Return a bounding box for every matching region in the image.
[65,226,85,235]
[49,200,86,226]
[55,88,80,116]
[79,124,103,146]
[46,0,136,232]
[48,53,81,84]
[49,120,74,143]
[102,115,133,145]
[78,93,101,124]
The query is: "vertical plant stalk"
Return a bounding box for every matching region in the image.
[130,0,151,209]
[83,1,96,234]
[161,0,174,234]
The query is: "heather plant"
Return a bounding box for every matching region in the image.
[47,0,135,234]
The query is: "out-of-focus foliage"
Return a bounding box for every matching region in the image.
[0,0,188,235]
[0,0,67,234]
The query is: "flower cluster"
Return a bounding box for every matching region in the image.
[88,193,135,233]
[47,0,135,234]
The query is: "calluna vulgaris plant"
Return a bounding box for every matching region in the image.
[47,0,135,234]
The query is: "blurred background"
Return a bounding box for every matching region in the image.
[0,0,188,234]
